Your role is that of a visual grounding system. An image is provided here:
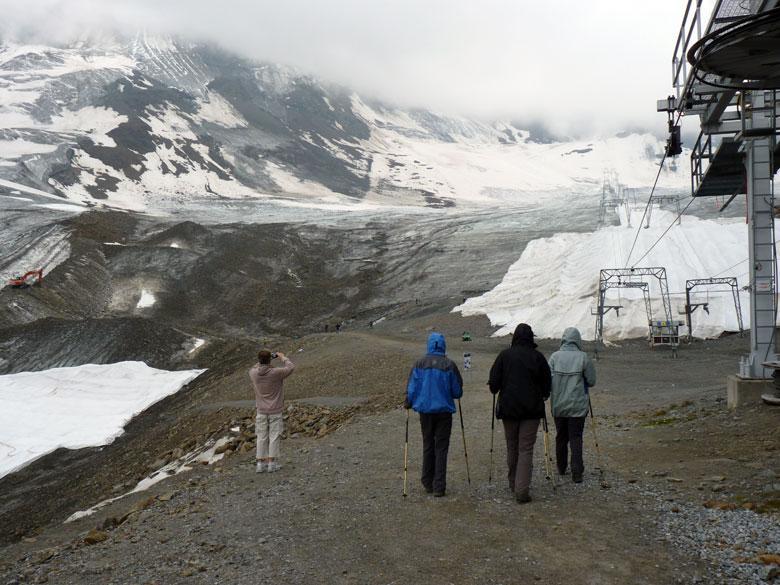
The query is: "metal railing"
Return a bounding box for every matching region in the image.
[690,130,713,195]
[671,0,763,105]
[672,0,705,99]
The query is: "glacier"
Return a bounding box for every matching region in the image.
[456,208,758,341]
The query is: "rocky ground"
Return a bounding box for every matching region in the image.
[1,204,778,584]
[0,312,778,585]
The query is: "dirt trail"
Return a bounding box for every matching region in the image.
[1,327,778,584]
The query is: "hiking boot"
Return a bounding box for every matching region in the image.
[515,490,531,504]
[433,491,446,498]
[421,481,433,494]
[267,461,282,473]
[572,472,583,483]
[256,462,266,473]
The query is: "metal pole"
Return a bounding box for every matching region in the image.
[489,393,495,483]
[733,280,745,337]
[403,409,409,498]
[540,412,556,491]
[588,396,609,489]
[685,284,693,342]
[743,90,776,378]
[457,399,471,485]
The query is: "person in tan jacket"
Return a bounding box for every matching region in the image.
[249,350,295,472]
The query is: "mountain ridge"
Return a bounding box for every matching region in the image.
[0,34,689,212]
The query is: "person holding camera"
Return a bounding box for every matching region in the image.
[249,350,295,473]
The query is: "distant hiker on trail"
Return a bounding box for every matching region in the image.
[488,323,551,504]
[249,350,295,473]
[405,332,463,497]
[548,327,596,483]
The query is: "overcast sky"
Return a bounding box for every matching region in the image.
[0,0,705,137]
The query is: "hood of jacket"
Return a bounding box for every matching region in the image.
[254,364,273,376]
[560,327,582,350]
[511,323,537,348]
[426,332,446,355]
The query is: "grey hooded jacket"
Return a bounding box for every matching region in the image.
[548,327,597,417]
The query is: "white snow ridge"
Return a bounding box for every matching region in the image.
[456,208,756,341]
[136,289,157,309]
[0,362,206,478]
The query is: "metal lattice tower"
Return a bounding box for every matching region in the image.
[683,277,745,339]
[598,171,633,228]
[593,267,674,347]
[645,195,683,228]
[658,0,780,378]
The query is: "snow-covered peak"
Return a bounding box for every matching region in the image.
[0,36,689,214]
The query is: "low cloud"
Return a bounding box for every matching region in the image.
[0,0,690,137]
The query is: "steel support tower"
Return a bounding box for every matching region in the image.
[645,195,682,228]
[683,277,744,339]
[598,171,630,227]
[659,0,780,378]
[593,267,674,347]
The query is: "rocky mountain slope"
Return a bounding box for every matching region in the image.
[0,33,689,212]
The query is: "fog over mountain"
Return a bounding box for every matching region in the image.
[0,0,690,137]
[0,32,688,211]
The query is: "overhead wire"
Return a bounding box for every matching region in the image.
[709,235,780,279]
[624,139,675,266]
[630,196,697,268]
[626,21,708,266]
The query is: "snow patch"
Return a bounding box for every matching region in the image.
[34,203,84,213]
[194,92,248,128]
[136,289,156,309]
[0,362,206,478]
[47,106,128,148]
[0,139,57,158]
[456,208,755,341]
[0,178,82,204]
[65,434,230,523]
[189,338,206,353]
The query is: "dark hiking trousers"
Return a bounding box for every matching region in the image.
[554,416,586,475]
[502,418,540,494]
[419,412,453,494]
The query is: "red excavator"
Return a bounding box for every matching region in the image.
[8,269,43,288]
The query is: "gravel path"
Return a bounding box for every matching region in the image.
[1,329,778,584]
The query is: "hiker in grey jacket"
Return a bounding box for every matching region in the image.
[548,327,596,483]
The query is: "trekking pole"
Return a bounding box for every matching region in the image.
[541,411,557,491]
[488,393,496,483]
[457,399,471,485]
[403,409,409,498]
[588,395,610,489]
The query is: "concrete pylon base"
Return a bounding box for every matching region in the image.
[727,375,771,408]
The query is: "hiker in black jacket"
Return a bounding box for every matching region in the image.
[488,323,552,503]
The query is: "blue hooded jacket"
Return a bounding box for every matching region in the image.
[406,333,463,414]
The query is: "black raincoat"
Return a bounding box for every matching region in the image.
[488,323,552,420]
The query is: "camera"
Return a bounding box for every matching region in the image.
[271,352,278,359]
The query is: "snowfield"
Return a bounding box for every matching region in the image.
[0,38,690,213]
[353,97,690,207]
[456,208,758,341]
[0,362,206,478]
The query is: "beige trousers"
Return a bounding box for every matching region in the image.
[256,413,284,460]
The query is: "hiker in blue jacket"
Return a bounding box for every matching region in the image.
[405,332,463,497]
